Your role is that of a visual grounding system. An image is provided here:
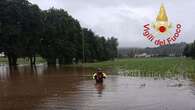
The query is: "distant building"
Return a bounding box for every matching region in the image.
[135,53,151,58]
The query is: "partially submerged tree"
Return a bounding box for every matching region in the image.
[40,8,83,65]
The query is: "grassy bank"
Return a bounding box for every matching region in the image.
[0,57,46,65]
[78,57,195,74]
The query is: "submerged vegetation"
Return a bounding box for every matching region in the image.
[79,57,195,74]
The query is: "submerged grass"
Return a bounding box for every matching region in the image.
[79,57,195,74]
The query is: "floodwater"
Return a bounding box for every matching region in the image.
[0,65,195,110]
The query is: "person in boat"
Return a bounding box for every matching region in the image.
[93,68,107,83]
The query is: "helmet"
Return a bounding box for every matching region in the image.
[97,68,102,71]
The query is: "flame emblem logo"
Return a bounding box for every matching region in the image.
[143,4,182,46]
[153,4,171,33]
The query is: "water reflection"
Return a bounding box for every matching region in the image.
[95,83,105,97]
[0,66,10,80]
[0,65,195,110]
[190,75,195,96]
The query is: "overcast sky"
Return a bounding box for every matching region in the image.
[29,0,195,47]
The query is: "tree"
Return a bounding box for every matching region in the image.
[40,8,83,65]
[23,4,43,66]
[183,41,195,59]
[0,1,118,67]
[191,41,195,59]
[82,28,97,62]
[0,0,43,66]
[183,44,192,57]
[106,37,118,59]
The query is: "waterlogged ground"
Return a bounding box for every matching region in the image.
[0,65,195,110]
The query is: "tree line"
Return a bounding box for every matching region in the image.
[119,42,186,58]
[0,0,118,66]
[183,40,195,59]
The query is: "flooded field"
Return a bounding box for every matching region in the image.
[0,64,195,110]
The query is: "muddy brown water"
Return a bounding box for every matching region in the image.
[0,64,195,110]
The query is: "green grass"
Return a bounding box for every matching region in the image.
[0,57,46,64]
[77,57,195,74]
